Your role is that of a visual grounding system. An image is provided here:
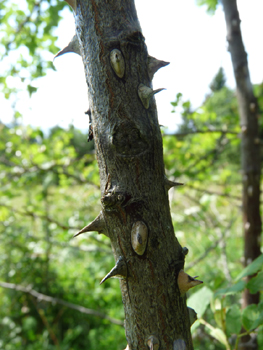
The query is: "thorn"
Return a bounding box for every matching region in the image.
[64,0,76,11]
[147,335,159,350]
[173,339,186,350]
[53,34,80,60]
[147,55,170,80]
[138,84,165,109]
[100,256,127,285]
[164,177,184,191]
[177,270,203,295]
[188,307,197,326]
[74,212,106,237]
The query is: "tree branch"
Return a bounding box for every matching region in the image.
[164,129,239,138]
[0,203,76,230]
[185,184,241,201]
[185,216,237,271]
[25,233,111,253]
[0,203,111,248]
[0,157,99,189]
[6,2,41,49]
[0,281,124,326]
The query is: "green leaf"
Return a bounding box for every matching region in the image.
[247,271,263,294]
[210,328,229,348]
[200,319,229,348]
[242,304,259,331]
[226,304,242,335]
[196,0,218,14]
[235,254,263,281]
[250,312,263,331]
[214,280,246,297]
[187,286,213,318]
[213,309,224,329]
[27,84,38,96]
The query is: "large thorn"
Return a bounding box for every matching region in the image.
[188,307,197,326]
[64,0,76,11]
[100,257,127,285]
[138,84,165,109]
[74,212,106,237]
[164,177,184,191]
[147,55,170,80]
[177,270,203,295]
[53,34,80,60]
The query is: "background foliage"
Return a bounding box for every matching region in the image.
[0,1,262,349]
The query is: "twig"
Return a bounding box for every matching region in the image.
[0,203,111,249]
[6,2,41,49]
[25,234,111,253]
[0,281,124,326]
[185,216,237,271]
[30,296,61,349]
[0,203,77,231]
[0,157,99,189]
[183,133,228,176]
[185,184,241,201]
[164,129,239,137]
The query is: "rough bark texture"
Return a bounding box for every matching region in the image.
[74,0,193,349]
[222,0,261,348]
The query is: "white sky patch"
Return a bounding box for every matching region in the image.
[1,0,263,132]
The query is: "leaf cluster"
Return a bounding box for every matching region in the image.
[0,122,126,350]
[0,0,66,99]
[164,82,263,350]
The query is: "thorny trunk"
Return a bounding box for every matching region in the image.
[72,0,195,349]
[222,0,261,348]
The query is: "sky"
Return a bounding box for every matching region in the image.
[1,0,263,132]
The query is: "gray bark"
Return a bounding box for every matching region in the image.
[74,0,193,349]
[222,0,261,348]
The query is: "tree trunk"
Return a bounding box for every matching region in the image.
[73,0,194,349]
[221,0,261,348]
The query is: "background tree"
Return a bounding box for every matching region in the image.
[198,0,262,348]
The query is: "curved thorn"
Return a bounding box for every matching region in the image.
[148,55,170,80]
[165,177,184,191]
[177,270,203,295]
[74,212,106,237]
[65,0,76,11]
[53,34,80,60]
[138,84,165,109]
[100,257,127,285]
